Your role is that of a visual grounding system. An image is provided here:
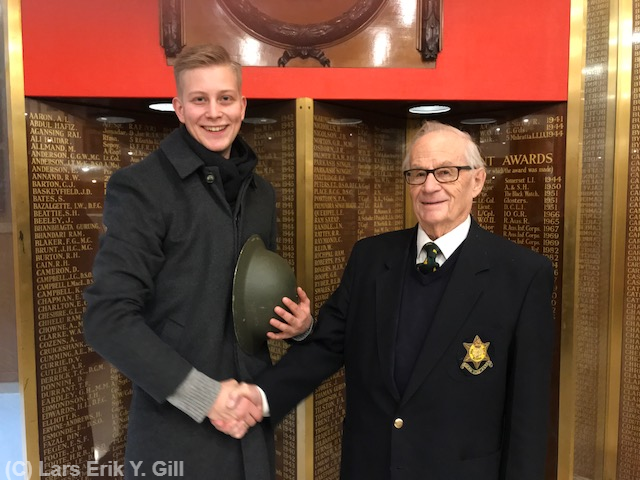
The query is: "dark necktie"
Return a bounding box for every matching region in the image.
[417,242,441,274]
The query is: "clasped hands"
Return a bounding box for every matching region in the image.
[208,288,311,439]
[208,379,262,439]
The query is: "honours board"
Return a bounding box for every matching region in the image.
[466,103,566,479]
[27,99,176,475]
[26,98,299,478]
[311,102,406,480]
[240,100,298,479]
[618,3,640,477]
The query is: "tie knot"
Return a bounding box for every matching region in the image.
[425,242,440,259]
[417,242,441,274]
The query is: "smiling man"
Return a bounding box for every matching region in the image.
[83,44,312,480]
[224,121,556,480]
[172,53,246,157]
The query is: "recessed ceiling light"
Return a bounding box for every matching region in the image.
[149,102,174,112]
[96,116,135,124]
[408,105,451,114]
[327,118,363,125]
[460,118,497,125]
[243,117,277,125]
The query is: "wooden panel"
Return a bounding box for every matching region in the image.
[466,104,567,480]
[310,101,406,480]
[171,0,438,68]
[617,2,640,478]
[239,101,299,480]
[26,98,177,476]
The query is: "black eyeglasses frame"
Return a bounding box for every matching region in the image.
[403,166,473,185]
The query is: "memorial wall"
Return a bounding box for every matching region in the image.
[463,103,566,480]
[467,104,566,323]
[570,0,617,478]
[13,4,640,480]
[618,2,640,478]
[301,101,566,480]
[237,100,298,479]
[26,98,176,477]
[559,1,640,478]
[24,97,303,479]
[0,1,18,384]
[310,102,406,480]
[21,97,567,479]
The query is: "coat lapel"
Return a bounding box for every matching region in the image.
[375,229,416,401]
[401,221,491,404]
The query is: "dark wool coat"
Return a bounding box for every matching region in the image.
[83,129,277,480]
[258,220,555,480]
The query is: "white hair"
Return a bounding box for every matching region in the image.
[402,121,486,171]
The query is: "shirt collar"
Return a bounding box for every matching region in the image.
[416,215,471,263]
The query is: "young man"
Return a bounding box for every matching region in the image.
[224,121,555,480]
[83,44,311,480]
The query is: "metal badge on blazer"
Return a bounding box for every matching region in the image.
[460,335,493,375]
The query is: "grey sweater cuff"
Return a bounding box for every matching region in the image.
[292,315,315,341]
[167,369,221,423]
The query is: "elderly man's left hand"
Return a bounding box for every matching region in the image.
[267,286,312,340]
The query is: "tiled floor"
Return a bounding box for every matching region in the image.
[0,383,25,480]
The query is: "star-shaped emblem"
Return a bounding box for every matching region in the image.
[463,335,491,369]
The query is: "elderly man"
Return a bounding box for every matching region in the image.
[222,121,555,480]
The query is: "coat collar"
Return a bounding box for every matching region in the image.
[159,128,258,189]
[160,128,204,179]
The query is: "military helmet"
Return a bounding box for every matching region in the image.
[232,235,298,354]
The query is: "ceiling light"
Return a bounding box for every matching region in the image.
[408,105,451,114]
[327,118,363,125]
[460,118,497,125]
[149,102,174,112]
[243,117,277,125]
[96,116,135,124]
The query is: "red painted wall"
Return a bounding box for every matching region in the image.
[21,0,570,101]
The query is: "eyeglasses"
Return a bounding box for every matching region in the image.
[403,166,473,185]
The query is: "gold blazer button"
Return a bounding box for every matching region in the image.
[393,418,404,429]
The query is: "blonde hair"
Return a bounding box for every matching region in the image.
[402,121,485,171]
[173,44,242,94]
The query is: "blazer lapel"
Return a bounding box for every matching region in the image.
[376,229,416,401]
[401,222,491,404]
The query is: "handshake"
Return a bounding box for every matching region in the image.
[206,288,313,439]
[207,379,265,439]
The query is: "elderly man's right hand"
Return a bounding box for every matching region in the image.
[208,380,263,439]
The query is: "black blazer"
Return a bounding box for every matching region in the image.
[258,219,554,480]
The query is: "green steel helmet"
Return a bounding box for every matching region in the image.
[232,235,298,355]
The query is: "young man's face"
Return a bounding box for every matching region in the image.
[172,64,247,158]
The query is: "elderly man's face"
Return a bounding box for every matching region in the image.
[408,130,486,239]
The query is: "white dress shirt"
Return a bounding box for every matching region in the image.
[416,215,471,266]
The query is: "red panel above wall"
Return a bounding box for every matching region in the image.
[20,0,570,101]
